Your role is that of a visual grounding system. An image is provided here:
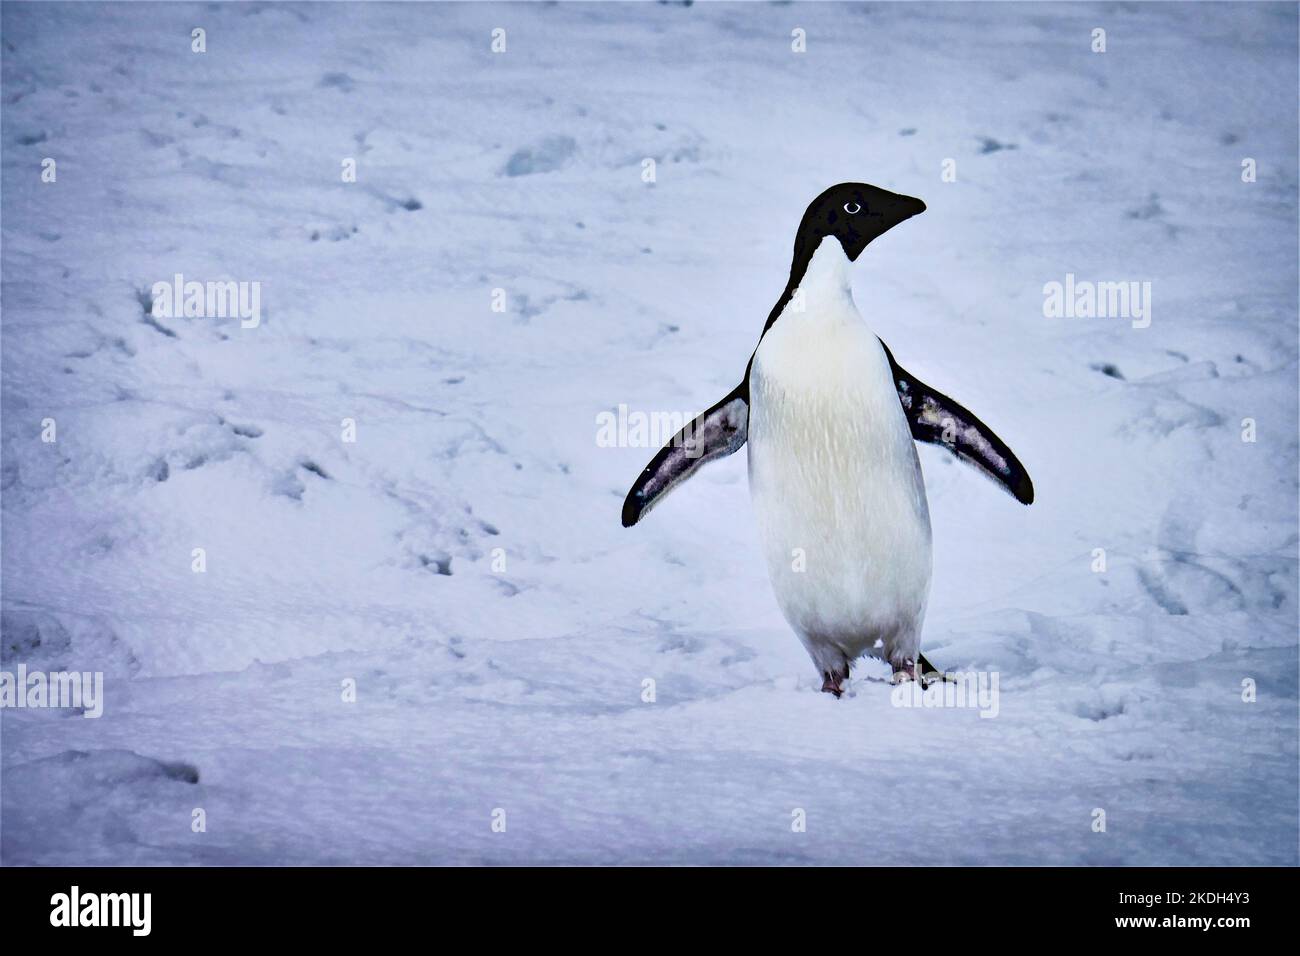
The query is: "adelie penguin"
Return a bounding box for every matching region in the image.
[621,182,1034,697]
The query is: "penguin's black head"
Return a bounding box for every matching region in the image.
[795,182,926,262]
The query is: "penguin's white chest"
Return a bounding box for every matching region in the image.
[747,239,932,671]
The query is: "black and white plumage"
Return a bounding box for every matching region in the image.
[622,183,1033,694]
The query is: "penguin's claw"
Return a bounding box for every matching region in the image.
[917,652,956,685]
[921,669,957,686]
[890,660,918,684]
[820,665,850,698]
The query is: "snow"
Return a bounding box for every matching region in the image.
[2,1,1296,865]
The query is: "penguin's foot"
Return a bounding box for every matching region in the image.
[917,653,956,686]
[820,664,850,698]
[890,659,918,684]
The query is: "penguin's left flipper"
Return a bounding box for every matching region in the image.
[621,382,749,527]
[879,338,1035,505]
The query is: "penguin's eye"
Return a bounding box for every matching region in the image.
[843,202,861,214]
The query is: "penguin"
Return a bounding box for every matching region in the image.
[621,182,1033,696]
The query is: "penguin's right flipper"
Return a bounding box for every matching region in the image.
[621,383,749,527]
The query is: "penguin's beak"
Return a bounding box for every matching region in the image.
[900,195,926,219]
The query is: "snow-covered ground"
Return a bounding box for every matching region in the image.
[2,1,1296,865]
